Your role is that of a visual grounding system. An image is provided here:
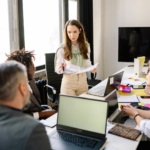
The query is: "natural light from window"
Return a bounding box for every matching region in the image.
[69,0,77,20]
[23,0,61,66]
[0,1,10,63]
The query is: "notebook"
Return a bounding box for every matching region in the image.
[87,71,124,97]
[106,90,136,128]
[48,94,108,150]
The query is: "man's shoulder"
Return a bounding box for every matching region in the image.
[0,106,47,150]
[21,112,41,127]
[1,106,40,127]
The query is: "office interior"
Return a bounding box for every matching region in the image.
[2,0,150,82]
[1,1,150,149]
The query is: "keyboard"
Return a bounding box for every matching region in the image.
[51,130,99,148]
[112,111,129,124]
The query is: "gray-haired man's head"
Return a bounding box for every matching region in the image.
[0,60,30,108]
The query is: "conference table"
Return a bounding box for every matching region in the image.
[45,65,149,150]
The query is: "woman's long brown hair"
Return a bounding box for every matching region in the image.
[63,20,89,61]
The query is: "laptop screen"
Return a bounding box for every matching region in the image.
[57,95,108,135]
[105,90,118,118]
[105,71,124,95]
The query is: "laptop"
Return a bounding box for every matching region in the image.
[106,90,136,128]
[48,94,108,150]
[87,71,124,97]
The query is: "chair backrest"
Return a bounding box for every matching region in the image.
[45,53,63,103]
[35,78,47,104]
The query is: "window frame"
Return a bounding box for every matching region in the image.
[17,0,65,70]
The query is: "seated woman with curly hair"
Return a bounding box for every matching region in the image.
[6,49,56,120]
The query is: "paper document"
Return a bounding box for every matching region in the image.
[74,62,99,74]
[122,77,146,85]
[117,94,139,102]
[40,113,57,127]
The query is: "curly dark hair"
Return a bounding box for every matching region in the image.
[6,48,35,80]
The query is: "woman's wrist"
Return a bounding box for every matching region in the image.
[134,114,140,120]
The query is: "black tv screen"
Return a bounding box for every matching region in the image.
[118,27,150,63]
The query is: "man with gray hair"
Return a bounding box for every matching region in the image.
[0,61,51,150]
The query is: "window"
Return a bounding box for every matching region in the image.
[23,0,62,66]
[0,0,20,63]
[69,0,78,20]
[0,1,10,63]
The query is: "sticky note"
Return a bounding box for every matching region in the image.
[139,102,144,106]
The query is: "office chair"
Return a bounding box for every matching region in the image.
[45,53,63,104]
[35,78,47,104]
[34,78,54,110]
[87,73,101,89]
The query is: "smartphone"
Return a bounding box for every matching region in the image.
[141,96,150,99]
[131,85,145,89]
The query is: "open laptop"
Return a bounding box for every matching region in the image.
[87,71,124,97]
[106,90,136,128]
[48,94,108,150]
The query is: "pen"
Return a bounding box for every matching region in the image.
[62,66,65,72]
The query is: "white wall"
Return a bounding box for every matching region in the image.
[93,0,150,80]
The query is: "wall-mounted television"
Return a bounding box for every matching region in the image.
[118,27,150,63]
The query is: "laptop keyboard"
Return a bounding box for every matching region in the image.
[51,130,100,148]
[112,111,129,124]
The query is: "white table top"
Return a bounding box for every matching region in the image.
[45,66,149,150]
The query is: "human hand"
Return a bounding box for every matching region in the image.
[58,63,66,73]
[120,104,138,117]
[146,69,150,85]
[144,85,150,95]
[39,109,57,119]
[90,68,97,73]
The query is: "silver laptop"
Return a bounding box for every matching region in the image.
[106,90,136,128]
[87,71,124,97]
[48,94,108,150]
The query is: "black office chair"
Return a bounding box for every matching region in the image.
[35,78,54,110]
[45,53,63,104]
[35,78,47,104]
[87,73,101,89]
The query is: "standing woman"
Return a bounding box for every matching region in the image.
[55,20,97,96]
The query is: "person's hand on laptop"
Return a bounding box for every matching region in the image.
[120,104,138,117]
